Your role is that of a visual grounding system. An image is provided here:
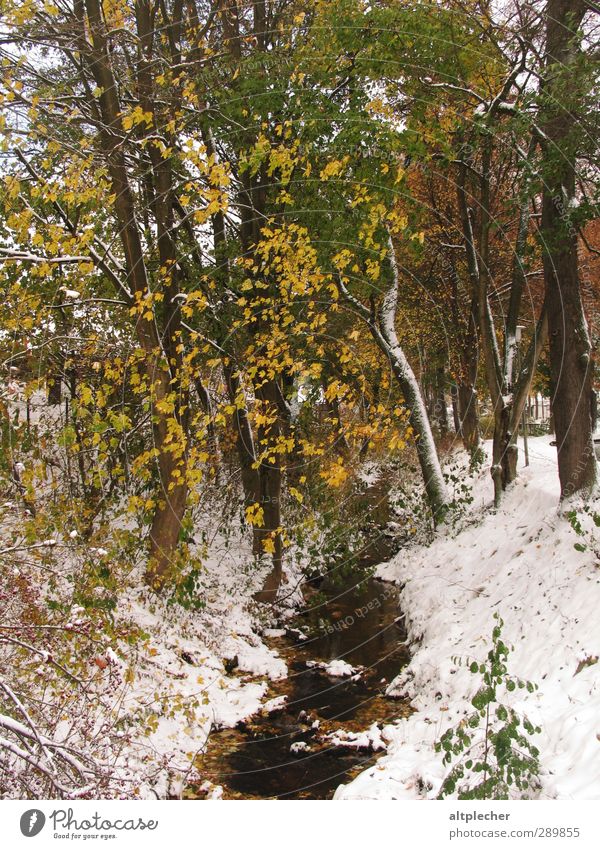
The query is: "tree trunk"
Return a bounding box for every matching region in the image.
[457,382,481,453]
[83,0,189,589]
[253,379,283,603]
[223,360,261,511]
[377,238,449,520]
[491,407,519,504]
[451,384,461,435]
[195,375,219,459]
[47,369,62,405]
[148,384,189,588]
[326,392,350,455]
[456,134,547,501]
[337,239,449,521]
[435,365,449,438]
[541,0,598,498]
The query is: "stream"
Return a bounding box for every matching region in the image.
[195,565,412,799]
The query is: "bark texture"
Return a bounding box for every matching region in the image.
[338,237,449,522]
[541,0,598,498]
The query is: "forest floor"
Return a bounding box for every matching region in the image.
[92,541,290,799]
[4,430,598,800]
[336,435,600,800]
[113,435,599,800]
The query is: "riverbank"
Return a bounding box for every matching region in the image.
[336,436,600,800]
[195,574,411,798]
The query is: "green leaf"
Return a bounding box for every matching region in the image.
[496,704,508,721]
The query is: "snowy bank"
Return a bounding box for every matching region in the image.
[335,437,600,800]
[0,496,289,800]
[106,546,288,799]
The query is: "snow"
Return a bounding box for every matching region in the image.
[196,779,224,799]
[4,382,598,801]
[263,628,286,638]
[59,287,81,300]
[223,639,286,680]
[358,461,381,487]
[290,741,311,754]
[102,545,289,797]
[336,436,600,800]
[327,723,386,751]
[262,696,287,713]
[306,659,361,678]
[0,470,291,798]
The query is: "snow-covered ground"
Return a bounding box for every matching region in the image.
[3,399,598,800]
[0,494,290,799]
[336,436,600,800]
[107,557,288,799]
[1,385,303,799]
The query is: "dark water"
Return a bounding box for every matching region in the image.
[197,573,411,799]
[299,573,410,688]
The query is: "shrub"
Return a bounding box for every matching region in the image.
[436,613,541,799]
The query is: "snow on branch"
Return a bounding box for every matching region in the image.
[0,248,89,264]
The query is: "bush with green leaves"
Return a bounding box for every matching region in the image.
[442,460,475,528]
[565,506,600,564]
[435,613,541,799]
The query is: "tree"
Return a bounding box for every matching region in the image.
[0,1,232,588]
[540,0,599,497]
[336,232,449,522]
[394,162,482,454]
[395,1,550,503]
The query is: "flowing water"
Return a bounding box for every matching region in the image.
[194,568,412,799]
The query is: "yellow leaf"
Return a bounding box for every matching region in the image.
[319,159,345,181]
[262,536,275,554]
[245,503,265,528]
[319,459,348,488]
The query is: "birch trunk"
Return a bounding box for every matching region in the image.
[380,237,449,520]
[336,238,449,520]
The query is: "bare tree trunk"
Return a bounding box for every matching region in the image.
[457,382,481,453]
[223,360,261,514]
[47,367,62,406]
[380,323,448,518]
[325,391,350,455]
[457,135,546,502]
[541,0,598,498]
[451,384,461,434]
[338,237,449,522]
[194,375,219,460]
[435,365,450,438]
[380,239,449,518]
[253,380,283,603]
[82,0,189,590]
